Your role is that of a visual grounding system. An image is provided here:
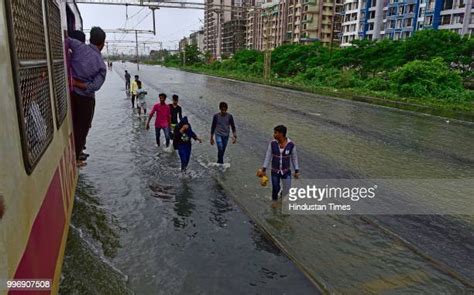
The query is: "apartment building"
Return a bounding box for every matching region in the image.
[204,0,232,58]
[179,37,189,52]
[244,0,342,50]
[438,0,474,35]
[222,19,246,55]
[341,0,474,46]
[204,0,248,58]
[341,0,362,45]
[189,30,205,53]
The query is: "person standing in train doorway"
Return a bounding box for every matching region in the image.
[68,26,107,167]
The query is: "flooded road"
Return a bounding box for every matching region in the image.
[61,63,473,294]
[60,65,317,294]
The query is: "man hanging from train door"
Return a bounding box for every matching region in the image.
[67,26,107,167]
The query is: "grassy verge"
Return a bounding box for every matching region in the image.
[142,61,474,122]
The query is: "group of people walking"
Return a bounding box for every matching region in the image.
[66,27,300,206]
[124,70,300,206]
[125,71,236,173]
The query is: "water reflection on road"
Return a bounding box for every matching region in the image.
[62,62,473,294]
[61,65,317,294]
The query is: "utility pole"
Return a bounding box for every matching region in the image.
[329,14,335,60]
[263,8,271,80]
[135,30,139,71]
[210,9,223,59]
[183,45,186,66]
[217,10,221,59]
[151,7,158,35]
[106,41,109,63]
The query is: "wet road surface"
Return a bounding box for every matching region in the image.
[61,63,473,294]
[60,65,318,294]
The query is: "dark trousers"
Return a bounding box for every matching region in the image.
[72,92,95,160]
[125,80,130,90]
[215,135,229,164]
[155,127,170,147]
[271,172,292,201]
[178,144,192,171]
[131,94,136,108]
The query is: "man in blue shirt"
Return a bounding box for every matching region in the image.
[68,27,107,166]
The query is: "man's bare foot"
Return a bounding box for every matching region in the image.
[271,200,281,209]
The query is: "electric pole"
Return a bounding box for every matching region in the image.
[106,41,109,63]
[135,30,139,71]
[183,46,186,66]
[263,8,271,80]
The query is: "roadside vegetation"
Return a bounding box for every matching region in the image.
[146,30,474,116]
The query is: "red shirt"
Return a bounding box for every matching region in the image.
[150,102,171,128]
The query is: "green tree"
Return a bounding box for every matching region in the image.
[182,44,202,65]
[271,42,330,77]
[390,57,466,100]
[402,30,470,64]
[232,49,264,65]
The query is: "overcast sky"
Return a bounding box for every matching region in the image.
[78,3,203,54]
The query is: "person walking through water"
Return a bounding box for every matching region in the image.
[257,125,300,208]
[67,26,107,167]
[124,70,131,91]
[130,75,140,108]
[169,94,183,139]
[146,93,171,149]
[210,102,237,165]
[173,117,202,173]
[136,81,147,116]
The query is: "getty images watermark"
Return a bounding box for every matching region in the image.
[282,179,474,215]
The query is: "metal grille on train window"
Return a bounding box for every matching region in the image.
[52,62,68,124]
[7,0,55,171]
[19,66,54,166]
[10,0,47,61]
[47,0,63,60]
[48,0,68,126]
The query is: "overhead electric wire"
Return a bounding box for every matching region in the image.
[130,11,152,29]
[128,7,145,19]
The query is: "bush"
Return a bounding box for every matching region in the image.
[271,43,330,77]
[391,58,465,100]
[365,77,391,91]
[249,62,264,75]
[330,70,363,88]
[436,89,474,103]
[233,50,263,65]
[300,67,361,88]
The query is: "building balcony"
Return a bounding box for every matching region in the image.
[304,6,318,13]
[440,8,466,15]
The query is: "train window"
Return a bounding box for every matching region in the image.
[5,0,54,173]
[46,0,68,127]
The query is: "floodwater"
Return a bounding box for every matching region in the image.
[60,64,317,295]
[61,63,474,294]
